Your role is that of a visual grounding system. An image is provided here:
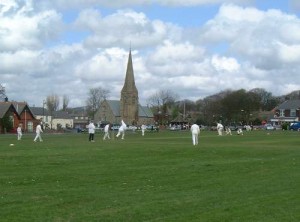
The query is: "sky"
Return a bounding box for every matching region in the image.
[1,0,300,108]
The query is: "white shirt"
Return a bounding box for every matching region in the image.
[217,123,224,130]
[87,123,95,134]
[190,124,200,134]
[104,124,110,133]
[36,124,43,133]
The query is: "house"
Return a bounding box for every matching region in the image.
[68,106,89,129]
[30,107,74,130]
[270,99,300,125]
[52,111,73,130]
[30,106,52,128]
[0,102,20,133]
[0,101,39,133]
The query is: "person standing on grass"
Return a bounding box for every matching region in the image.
[103,123,110,140]
[116,120,127,139]
[34,123,43,142]
[17,124,22,140]
[217,122,224,136]
[87,121,96,142]
[141,124,147,136]
[190,123,200,146]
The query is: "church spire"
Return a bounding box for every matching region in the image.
[122,49,137,91]
[120,49,139,125]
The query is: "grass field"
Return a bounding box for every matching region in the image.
[1,129,299,221]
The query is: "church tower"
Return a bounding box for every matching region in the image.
[120,50,139,125]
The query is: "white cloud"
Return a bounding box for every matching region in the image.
[74,9,182,49]
[0,1,63,51]
[211,55,240,72]
[32,0,254,9]
[2,1,300,108]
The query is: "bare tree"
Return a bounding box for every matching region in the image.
[46,94,60,112]
[147,89,178,124]
[46,94,59,128]
[147,89,178,112]
[62,95,69,111]
[86,87,110,119]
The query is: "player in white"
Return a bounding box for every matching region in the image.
[34,123,43,142]
[190,123,200,146]
[217,122,224,136]
[17,124,22,140]
[103,123,110,140]
[141,124,147,136]
[116,120,127,139]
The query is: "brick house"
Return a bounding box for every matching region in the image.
[0,101,39,133]
[270,99,300,125]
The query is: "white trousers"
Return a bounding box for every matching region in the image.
[192,133,199,145]
[34,133,43,142]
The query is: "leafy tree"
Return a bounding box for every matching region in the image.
[1,114,13,133]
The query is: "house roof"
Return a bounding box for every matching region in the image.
[0,101,33,118]
[105,100,153,118]
[53,111,73,119]
[30,107,51,116]
[276,100,300,109]
[0,103,13,118]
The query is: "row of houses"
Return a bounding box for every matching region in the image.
[0,101,89,133]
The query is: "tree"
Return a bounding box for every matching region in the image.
[86,87,110,119]
[46,94,60,113]
[147,89,178,124]
[46,94,60,128]
[250,88,278,111]
[147,89,178,112]
[0,113,13,133]
[221,89,260,125]
[62,95,69,111]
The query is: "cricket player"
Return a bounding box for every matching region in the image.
[217,122,224,136]
[103,123,110,140]
[116,120,127,139]
[190,123,200,146]
[34,123,43,142]
[141,124,147,136]
[17,124,22,140]
[225,126,232,135]
[87,121,96,142]
[237,128,244,135]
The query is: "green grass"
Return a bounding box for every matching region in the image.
[1,130,299,221]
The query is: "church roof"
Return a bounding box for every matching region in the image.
[106,100,121,117]
[139,105,154,118]
[106,100,153,118]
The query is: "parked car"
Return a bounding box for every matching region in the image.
[146,125,158,131]
[110,124,120,130]
[169,125,181,131]
[128,125,138,131]
[290,122,300,131]
[264,124,275,130]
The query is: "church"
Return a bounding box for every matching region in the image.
[94,50,154,126]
